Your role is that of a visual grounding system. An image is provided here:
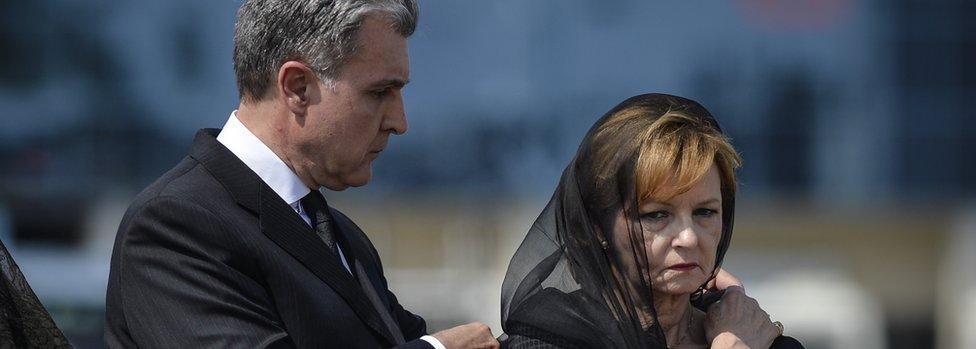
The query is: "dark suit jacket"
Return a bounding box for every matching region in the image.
[105,129,433,348]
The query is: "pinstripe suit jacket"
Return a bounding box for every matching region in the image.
[105,129,432,348]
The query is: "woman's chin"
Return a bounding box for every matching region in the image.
[654,274,706,296]
[654,284,700,296]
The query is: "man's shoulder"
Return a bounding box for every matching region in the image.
[123,155,233,222]
[112,153,253,260]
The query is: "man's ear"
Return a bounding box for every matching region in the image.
[277,61,315,115]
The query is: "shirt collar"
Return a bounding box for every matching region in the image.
[216,111,311,206]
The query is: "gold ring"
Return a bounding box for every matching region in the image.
[772,321,784,336]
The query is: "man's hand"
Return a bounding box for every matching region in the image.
[703,286,779,349]
[431,322,499,349]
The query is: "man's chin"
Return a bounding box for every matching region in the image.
[342,169,373,189]
[320,165,373,191]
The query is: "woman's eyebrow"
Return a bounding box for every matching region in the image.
[696,198,720,206]
[642,200,673,209]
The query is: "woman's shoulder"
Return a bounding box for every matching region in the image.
[503,288,622,348]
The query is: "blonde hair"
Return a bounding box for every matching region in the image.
[636,111,741,203]
[589,105,742,204]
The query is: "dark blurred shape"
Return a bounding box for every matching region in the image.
[9,197,84,245]
[892,0,976,196]
[764,70,816,192]
[0,3,43,87]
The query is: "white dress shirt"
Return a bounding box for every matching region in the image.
[216,111,444,349]
[217,111,352,273]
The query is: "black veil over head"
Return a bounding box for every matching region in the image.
[501,93,736,348]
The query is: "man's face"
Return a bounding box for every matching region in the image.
[294,16,409,190]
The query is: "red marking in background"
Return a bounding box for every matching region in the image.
[735,0,856,30]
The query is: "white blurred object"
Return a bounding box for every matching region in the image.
[936,207,976,349]
[747,270,887,349]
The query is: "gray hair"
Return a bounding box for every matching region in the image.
[233,0,419,102]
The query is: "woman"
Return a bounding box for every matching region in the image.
[500,94,802,348]
[0,239,71,348]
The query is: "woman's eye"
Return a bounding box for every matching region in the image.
[643,211,669,220]
[694,208,718,217]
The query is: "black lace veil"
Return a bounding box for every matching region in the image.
[0,239,71,348]
[500,94,736,348]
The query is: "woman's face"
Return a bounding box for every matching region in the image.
[611,164,723,297]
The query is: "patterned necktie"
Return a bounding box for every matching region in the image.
[299,190,342,264]
[301,191,403,343]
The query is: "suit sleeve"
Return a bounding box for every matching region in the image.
[386,284,431,341]
[363,235,432,347]
[374,253,434,348]
[109,196,293,348]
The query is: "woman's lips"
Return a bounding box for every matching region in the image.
[667,263,699,272]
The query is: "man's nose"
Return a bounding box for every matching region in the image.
[384,91,408,135]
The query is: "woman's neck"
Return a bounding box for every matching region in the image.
[653,293,701,347]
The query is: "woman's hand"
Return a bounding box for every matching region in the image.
[703,285,779,349]
[708,268,744,291]
[703,269,779,348]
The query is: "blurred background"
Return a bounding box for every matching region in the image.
[1,0,974,348]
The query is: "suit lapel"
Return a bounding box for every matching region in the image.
[330,210,405,344]
[258,186,397,345]
[189,129,260,214]
[329,209,380,285]
[189,128,397,345]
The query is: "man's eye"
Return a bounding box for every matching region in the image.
[643,211,669,220]
[372,88,390,97]
[694,208,718,217]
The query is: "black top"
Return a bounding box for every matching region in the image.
[502,288,803,349]
[0,239,71,348]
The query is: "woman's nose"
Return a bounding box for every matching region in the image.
[672,220,699,248]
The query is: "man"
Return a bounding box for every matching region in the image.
[105,0,780,348]
[106,1,493,348]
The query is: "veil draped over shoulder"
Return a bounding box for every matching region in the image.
[0,239,71,348]
[500,94,736,349]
